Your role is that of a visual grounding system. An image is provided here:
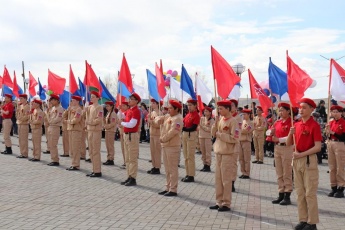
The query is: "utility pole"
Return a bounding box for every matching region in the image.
[21,61,26,92]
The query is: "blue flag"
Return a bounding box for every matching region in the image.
[3,85,16,100]
[117,81,132,98]
[18,85,24,95]
[180,64,196,100]
[38,78,46,100]
[268,57,287,97]
[60,90,70,109]
[146,69,160,102]
[99,78,116,102]
[78,77,86,97]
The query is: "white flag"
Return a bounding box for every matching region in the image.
[228,84,241,100]
[133,83,149,100]
[170,78,190,103]
[330,59,345,101]
[195,76,213,105]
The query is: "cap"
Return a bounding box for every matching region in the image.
[203,106,213,112]
[278,102,291,110]
[187,98,197,104]
[71,95,82,101]
[330,105,343,112]
[105,101,114,106]
[217,100,232,107]
[163,106,168,110]
[4,93,12,98]
[299,98,316,108]
[90,91,100,98]
[33,99,42,105]
[130,93,141,103]
[49,94,60,101]
[19,94,28,99]
[256,106,263,111]
[229,99,238,107]
[242,109,252,114]
[169,99,182,109]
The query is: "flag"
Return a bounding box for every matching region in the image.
[195,74,213,105]
[180,64,196,100]
[38,78,46,100]
[99,78,116,102]
[170,78,190,103]
[160,59,163,75]
[29,71,38,97]
[3,85,16,100]
[84,61,102,93]
[48,69,66,95]
[118,54,133,93]
[0,76,2,89]
[248,69,272,117]
[69,65,79,95]
[330,59,345,101]
[2,66,13,88]
[60,90,70,109]
[133,82,149,100]
[155,62,166,99]
[146,69,160,102]
[78,77,85,97]
[268,57,288,97]
[287,54,313,107]
[228,82,241,100]
[211,46,241,99]
[12,71,19,98]
[197,95,205,115]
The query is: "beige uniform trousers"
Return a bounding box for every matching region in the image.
[293,154,319,224]
[120,133,125,164]
[124,132,139,178]
[200,138,212,166]
[18,124,29,156]
[62,130,69,155]
[150,135,161,168]
[3,119,12,147]
[105,131,115,161]
[253,132,265,161]
[162,146,180,193]
[88,131,102,173]
[232,146,239,182]
[80,130,86,158]
[239,141,251,176]
[48,126,60,162]
[215,153,235,208]
[69,130,82,168]
[31,128,42,160]
[274,145,293,192]
[327,141,345,187]
[45,125,50,151]
[182,131,197,177]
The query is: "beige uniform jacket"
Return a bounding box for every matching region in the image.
[104,111,118,132]
[30,108,44,129]
[86,104,103,131]
[199,116,214,139]
[16,103,30,125]
[211,116,239,154]
[48,105,64,127]
[157,113,183,147]
[240,120,254,142]
[253,115,266,136]
[67,106,83,131]
[149,110,161,136]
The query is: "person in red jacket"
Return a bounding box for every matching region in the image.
[1,94,14,155]
[325,105,345,198]
[120,93,142,186]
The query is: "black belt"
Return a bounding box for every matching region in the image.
[125,132,135,141]
[276,143,286,146]
[329,139,341,142]
[124,132,135,134]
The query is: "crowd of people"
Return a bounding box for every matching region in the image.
[1,92,345,230]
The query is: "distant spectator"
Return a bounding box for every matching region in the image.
[316,100,327,122]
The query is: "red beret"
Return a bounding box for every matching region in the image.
[130,93,141,102]
[169,99,182,109]
[330,105,343,112]
[105,101,114,106]
[278,102,291,110]
[229,99,238,107]
[33,99,42,105]
[121,101,129,106]
[267,118,273,123]
[163,106,168,110]
[4,93,12,98]
[204,106,213,112]
[242,109,252,114]
[256,106,263,111]
[71,95,82,101]
[150,99,163,106]
[299,98,316,108]
[217,100,232,107]
[89,102,93,105]
[90,91,100,98]
[19,94,28,99]
[187,98,197,104]
[50,94,60,101]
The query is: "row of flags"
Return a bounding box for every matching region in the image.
[1,47,345,114]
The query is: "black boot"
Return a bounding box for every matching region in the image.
[328,186,338,197]
[151,168,160,174]
[203,165,211,172]
[232,181,235,192]
[1,148,7,154]
[334,187,344,198]
[272,193,284,204]
[279,192,291,205]
[125,177,137,186]
[200,165,206,171]
[3,147,12,155]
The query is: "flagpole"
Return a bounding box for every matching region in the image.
[68,65,71,105]
[327,59,333,124]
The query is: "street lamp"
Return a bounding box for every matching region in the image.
[232,63,245,77]
[24,78,29,94]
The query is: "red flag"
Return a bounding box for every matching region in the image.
[29,71,38,97]
[155,62,166,99]
[13,71,19,98]
[287,53,313,107]
[0,76,3,89]
[84,61,102,93]
[115,94,127,107]
[118,54,133,93]
[160,59,163,75]
[3,66,13,88]
[197,95,205,116]
[211,46,241,99]
[69,65,78,94]
[248,69,272,117]
[48,69,66,95]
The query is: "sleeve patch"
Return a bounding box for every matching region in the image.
[38,115,43,120]
[175,123,181,130]
[98,111,103,117]
[76,113,81,118]
[111,117,116,122]
[58,112,63,117]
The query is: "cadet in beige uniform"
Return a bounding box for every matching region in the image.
[147,99,162,175]
[198,106,214,172]
[86,91,103,177]
[66,96,83,170]
[118,100,129,168]
[43,101,52,154]
[252,106,266,164]
[29,99,44,161]
[209,100,239,212]
[47,94,64,166]
[60,109,69,157]
[157,99,183,196]
[16,94,30,158]
[239,109,253,179]
[103,101,118,166]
